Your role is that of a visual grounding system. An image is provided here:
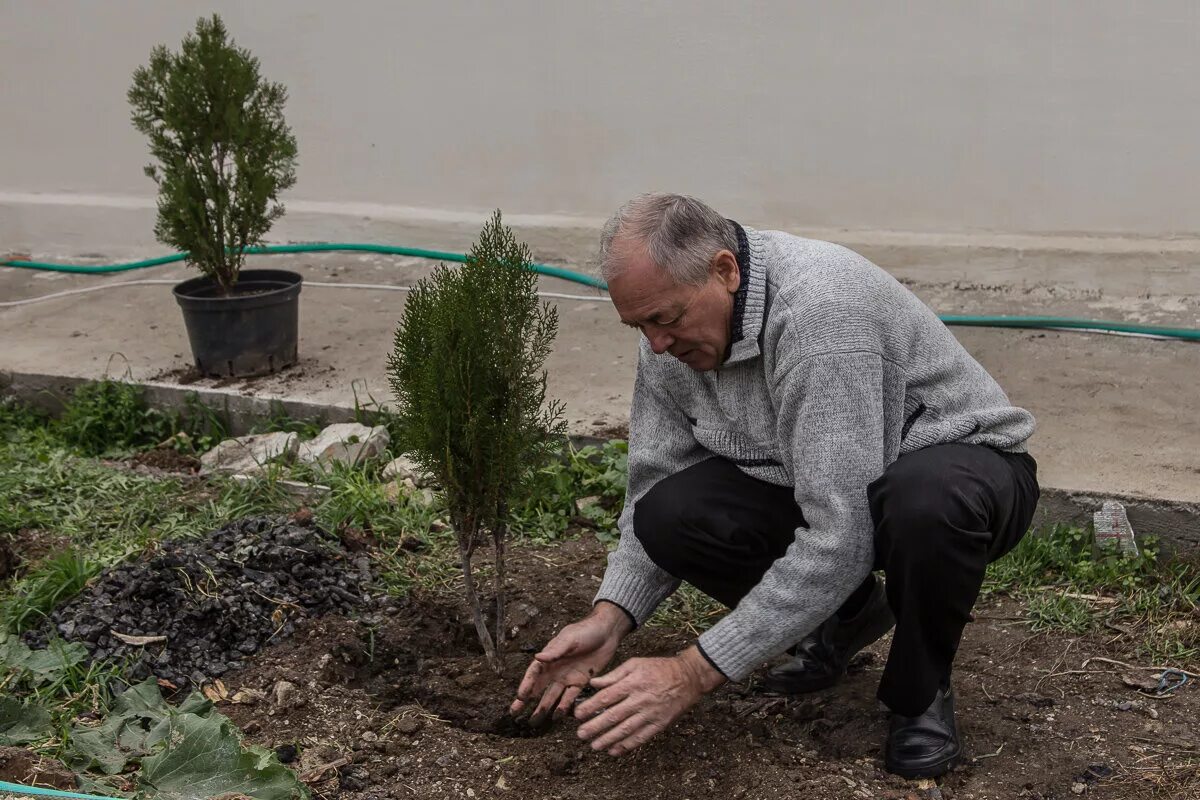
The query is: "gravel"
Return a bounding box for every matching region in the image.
[25,515,373,689]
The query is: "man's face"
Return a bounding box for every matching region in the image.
[608,240,741,372]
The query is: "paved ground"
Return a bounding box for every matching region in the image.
[2,250,1198,502]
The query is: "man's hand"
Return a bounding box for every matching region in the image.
[573,646,726,756]
[510,601,633,726]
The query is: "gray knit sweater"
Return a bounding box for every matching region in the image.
[594,227,1036,682]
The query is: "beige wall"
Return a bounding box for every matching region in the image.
[2,0,1199,244]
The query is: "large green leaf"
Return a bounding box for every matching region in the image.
[67,678,214,775]
[0,634,88,685]
[139,711,307,800]
[0,696,53,744]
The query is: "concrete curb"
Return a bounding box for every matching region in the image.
[4,368,1198,554]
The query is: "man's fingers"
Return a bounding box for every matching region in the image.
[589,659,635,689]
[553,685,583,720]
[528,682,565,726]
[577,697,637,740]
[514,659,547,704]
[607,720,665,757]
[575,679,631,720]
[588,711,647,752]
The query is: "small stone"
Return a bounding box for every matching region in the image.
[361,730,378,742]
[1071,782,1087,795]
[393,716,423,735]
[272,680,298,708]
[495,776,509,791]
[456,672,483,689]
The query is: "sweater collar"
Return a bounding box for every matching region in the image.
[723,222,767,366]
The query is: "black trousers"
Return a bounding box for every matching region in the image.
[633,444,1039,716]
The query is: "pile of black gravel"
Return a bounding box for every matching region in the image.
[25,515,374,689]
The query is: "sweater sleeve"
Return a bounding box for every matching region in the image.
[696,349,886,681]
[594,342,704,625]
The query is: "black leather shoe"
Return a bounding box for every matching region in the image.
[885,685,961,778]
[760,579,895,694]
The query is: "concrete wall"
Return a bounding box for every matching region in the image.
[3,1,1200,259]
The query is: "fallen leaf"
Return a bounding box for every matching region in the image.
[0,697,53,745]
[231,690,267,705]
[112,631,168,646]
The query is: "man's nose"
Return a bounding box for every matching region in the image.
[647,329,674,355]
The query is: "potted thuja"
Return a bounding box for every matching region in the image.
[129,14,301,377]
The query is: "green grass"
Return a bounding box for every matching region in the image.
[985,524,1200,665]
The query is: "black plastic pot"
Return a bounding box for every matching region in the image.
[173,269,302,378]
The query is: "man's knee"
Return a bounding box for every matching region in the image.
[632,473,697,572]
[869,449,988,556]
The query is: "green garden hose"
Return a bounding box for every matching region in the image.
[3,244,1198,341]
[1,243,607,289]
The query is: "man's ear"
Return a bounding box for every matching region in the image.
[712,250,741,293]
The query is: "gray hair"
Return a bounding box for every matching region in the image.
[599,193,738,285]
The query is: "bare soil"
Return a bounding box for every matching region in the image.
[0,746,78,790]
[128,446,201,474]
[210,536,1199,800]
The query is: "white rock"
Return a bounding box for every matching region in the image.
[298,422,390,467]
[382,454,424,483]
[200,432,299,475]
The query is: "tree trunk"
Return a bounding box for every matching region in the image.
[458,533,500,674]
[493,523,507,654]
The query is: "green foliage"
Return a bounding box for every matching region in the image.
[985,524,1200,664]
[55,380,225,456]
[509,440,629,543]
[0,696,53,745]
[0,633,124,750]
[67,679,206,775]
[0,551,101,633]
[140,709,307,800]
[59,379,172,456]
[60,678,307,799]
[387,211,566,665]
[128,14,298,293]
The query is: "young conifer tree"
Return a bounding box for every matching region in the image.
[128,14,298,294]
[387,212,566,671]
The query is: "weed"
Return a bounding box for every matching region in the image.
[985,524,1199,665]
[58,379,175,456]
[0,551,101,633]
[508,440,628,542]
[647,584,725,637]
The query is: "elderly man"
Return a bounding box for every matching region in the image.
[510,194,1039,778]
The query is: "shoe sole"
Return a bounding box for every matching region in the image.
[885,747,962,779]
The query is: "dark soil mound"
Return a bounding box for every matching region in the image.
[26,515,373,689]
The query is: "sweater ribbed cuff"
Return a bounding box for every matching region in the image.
[696,616,762,683]
[594,564,673,627]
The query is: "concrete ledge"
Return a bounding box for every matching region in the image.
[5,368,1198,555]
[5,193,1200,297]
[1033,490,1200,554]
[0,370,363,435]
